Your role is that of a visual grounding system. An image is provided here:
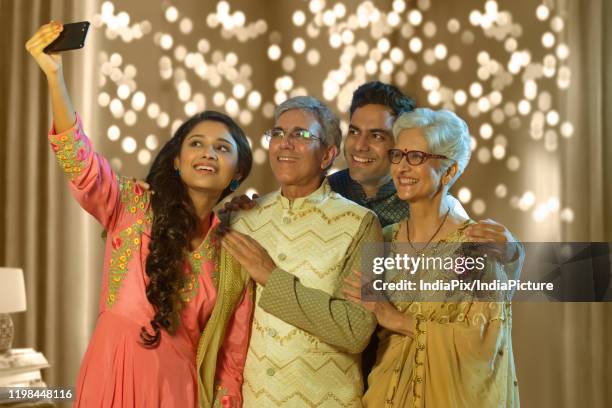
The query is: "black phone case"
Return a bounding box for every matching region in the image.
[43,21,90,53]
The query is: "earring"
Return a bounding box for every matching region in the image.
[229,179,240,191]
[175,168,181,177]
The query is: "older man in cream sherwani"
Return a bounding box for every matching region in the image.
[222,96,381,407]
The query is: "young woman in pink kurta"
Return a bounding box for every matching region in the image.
[28,22,253,407]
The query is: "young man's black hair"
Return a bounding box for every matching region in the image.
[349,81,416,118]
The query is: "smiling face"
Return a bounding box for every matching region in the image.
[268,109,337,197]
[344,104,396,190]
[391,127,451,203]
[173,120,240,198]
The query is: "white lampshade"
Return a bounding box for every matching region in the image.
[0,268,26,313]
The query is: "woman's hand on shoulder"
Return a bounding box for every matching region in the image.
[217,194,258,235]
[464,218,519,263]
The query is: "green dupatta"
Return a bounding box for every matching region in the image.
[196,244,250,407]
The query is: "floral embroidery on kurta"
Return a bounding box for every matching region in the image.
[204,236,220,288]
[108,222,145,306]
[180,251,202,304]
[49,126,90,180]
[107,177,152,306]
[118,177,148,212]
[181,233,220,303]
[212,383,231,408]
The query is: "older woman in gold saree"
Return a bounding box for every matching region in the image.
[344,108,522,408]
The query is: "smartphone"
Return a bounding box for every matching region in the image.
[43,21,90,53]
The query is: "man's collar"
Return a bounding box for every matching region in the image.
[274,178,331,210]
[338,169,397,202]
[374,176,397,200]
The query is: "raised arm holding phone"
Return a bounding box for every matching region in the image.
[26,21,255,408]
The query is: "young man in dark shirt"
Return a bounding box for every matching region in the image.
[328,81,416,227]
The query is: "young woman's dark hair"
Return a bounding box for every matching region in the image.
[140,111,252,347]
[349,81,417,118]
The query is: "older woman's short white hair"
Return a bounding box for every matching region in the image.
[392,108,471,187]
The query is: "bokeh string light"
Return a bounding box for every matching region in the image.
[92,0,574,228]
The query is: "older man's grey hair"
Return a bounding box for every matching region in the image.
[274,96,342,150]
[393,108,471,188]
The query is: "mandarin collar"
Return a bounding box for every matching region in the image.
[274,178,331,210]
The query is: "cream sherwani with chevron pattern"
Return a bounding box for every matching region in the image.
[232,179,381,407]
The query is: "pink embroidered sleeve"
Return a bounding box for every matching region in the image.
[213,284,253,408]
[48,114,143,231]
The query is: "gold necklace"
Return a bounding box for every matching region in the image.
[406,208,451,254]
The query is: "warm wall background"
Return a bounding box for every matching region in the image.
[1,0,611,407]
